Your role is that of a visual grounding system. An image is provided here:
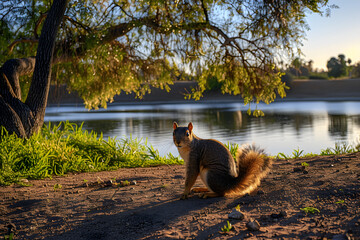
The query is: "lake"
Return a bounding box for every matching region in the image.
[44,101,360,156]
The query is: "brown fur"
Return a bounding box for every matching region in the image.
[173,122,272,199]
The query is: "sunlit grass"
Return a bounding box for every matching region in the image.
[0,121,182,185]
[276,142,359,160]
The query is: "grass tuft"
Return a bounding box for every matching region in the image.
[276,142,359,160]
[300,206,320,214]
[0,121,183,185]
[221,221,233,233]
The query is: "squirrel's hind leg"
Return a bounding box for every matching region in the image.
[191,187,209,193]
[191,187,220,198]
[199,192,220,199]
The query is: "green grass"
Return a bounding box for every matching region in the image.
[1,122,358,186]
[225,142,239,159]
[276,142,359,160]
[4,233,14,240]
[300,206,320,214]
[301,162,309,168]
[0,121,182,185]
[221,221,233,233]
[53,183,62,191]
[320,142,357,155]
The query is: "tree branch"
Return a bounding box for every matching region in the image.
[0,57,36,99]
[34,13,47,39]
[8,38,39,55]
[200,0,209,23]
[63,15,91,32]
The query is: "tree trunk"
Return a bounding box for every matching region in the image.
[0,0,68,138]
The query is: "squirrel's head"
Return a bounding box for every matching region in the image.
[173,122,194,148]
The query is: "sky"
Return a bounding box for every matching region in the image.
[302,0,360,71]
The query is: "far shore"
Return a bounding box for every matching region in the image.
[47,78,360,107]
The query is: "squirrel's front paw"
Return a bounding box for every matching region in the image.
[180,192,189,200]
[199,193,208,199]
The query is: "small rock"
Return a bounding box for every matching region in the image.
[130,180,137,185]
[303,170,309,174]
[104,180,113,187]
[246,219,260,231]
[280,211,287,217]
[19,179,29,183]
[7,223,16,235]
[228,209,244,220]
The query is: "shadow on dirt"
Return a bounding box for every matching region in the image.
[45,196,221,240]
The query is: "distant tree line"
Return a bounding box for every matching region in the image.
[282,54,360,83]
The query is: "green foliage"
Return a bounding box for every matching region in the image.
[320,142,356,155]
[301,162,309,168]
[276,142,358,160]
[276,152,288,160]
[300,207,320,214]
[225,142,239,160]
[1,0,332,109]
[309,72,329,80]
[221,221,233,233]
[277,148,304,159]
[327,54,351,78]
[292,148,304,159]
[351,62,360,78]
[53,183,62,191]
[187,62,288,116]
[4,233,14,240]
[0,121,183,185]
[288,58,310,77]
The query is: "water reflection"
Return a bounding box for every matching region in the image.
[328,115,348,137]
[45,101,360,156]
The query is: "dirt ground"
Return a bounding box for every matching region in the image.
[1,152,359,239]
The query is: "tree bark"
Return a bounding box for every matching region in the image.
[0,0,68,138]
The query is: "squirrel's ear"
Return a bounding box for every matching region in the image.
[173,122,178,130]
[188,122,193,132]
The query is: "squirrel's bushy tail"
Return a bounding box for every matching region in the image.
[227,144,272,196]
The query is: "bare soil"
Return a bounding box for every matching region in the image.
[1,152,359,239]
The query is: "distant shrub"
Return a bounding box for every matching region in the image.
[309,73,329,80]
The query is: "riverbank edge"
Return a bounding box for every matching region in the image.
[47,79,360,107]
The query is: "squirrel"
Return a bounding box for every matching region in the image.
[173,122,272,199]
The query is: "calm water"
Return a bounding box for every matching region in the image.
[44,101,360,156]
